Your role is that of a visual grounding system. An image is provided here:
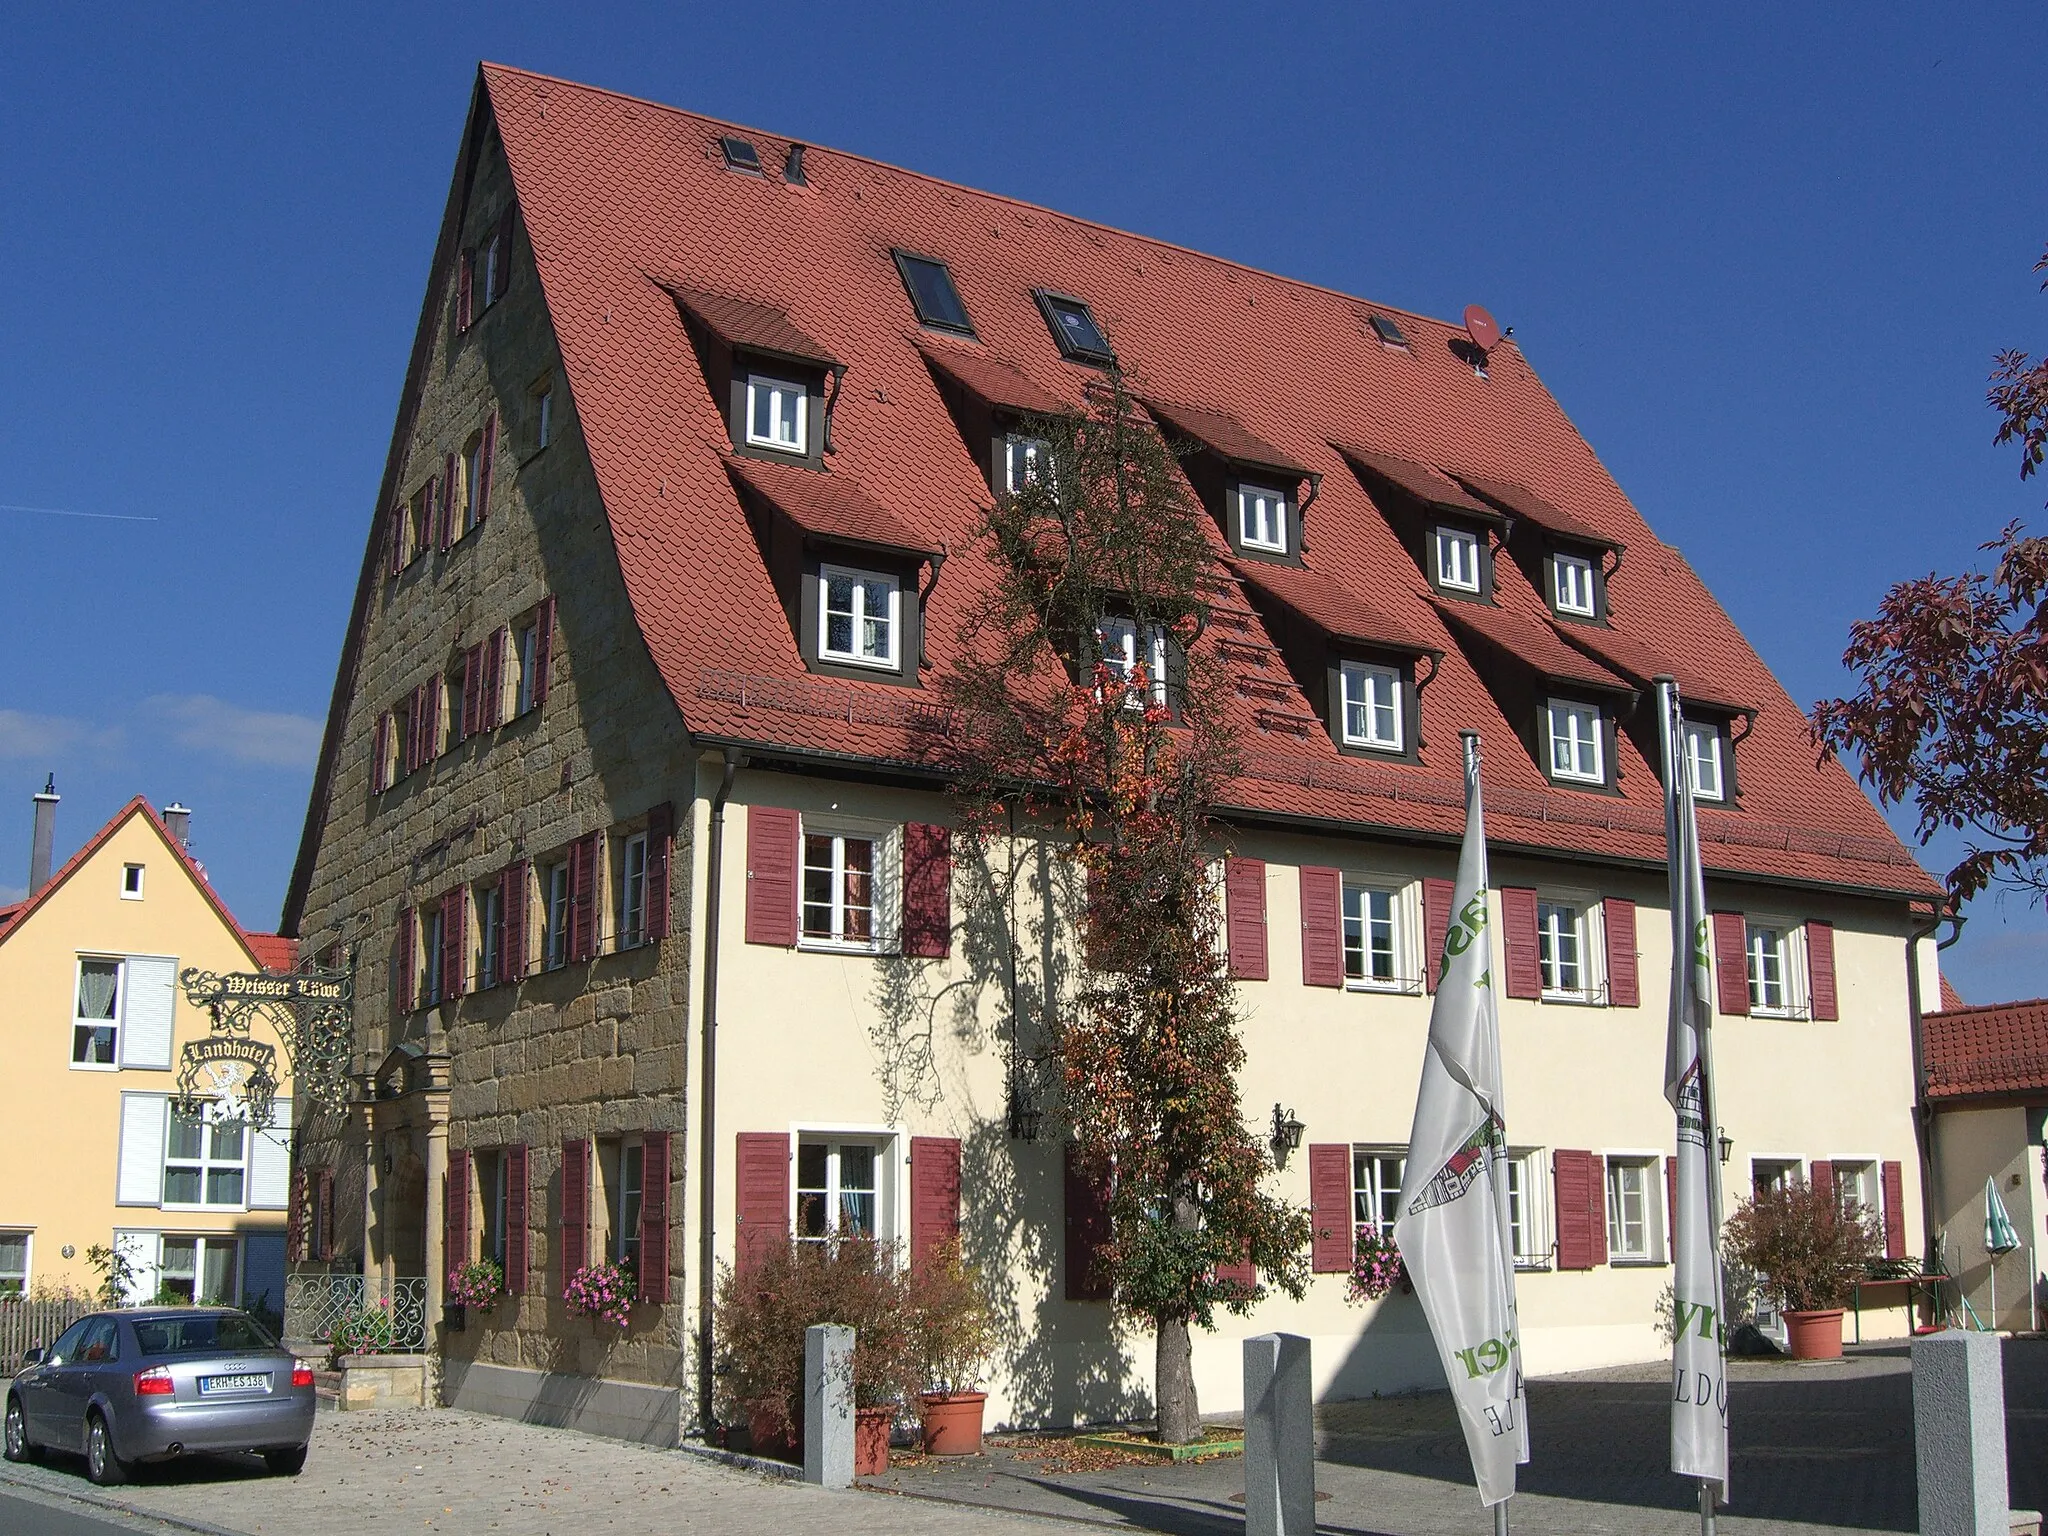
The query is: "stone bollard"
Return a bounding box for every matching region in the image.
[1244,1332,1315,1536]
[803,1323,855,1490]
[1913,1329,2016,1536]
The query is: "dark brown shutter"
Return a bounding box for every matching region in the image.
[1501,887,1542,999]
[1423,877,1454,992]
[286,1169,307,1262]
[477,410,497,524]
[1554,1150,1593,1270]
[1308,1143,1354,1273]
[315,1169,336,1262]
[1588,1155,1609,1266]
[901,823,953,958]
[1712,912,1749,1016]
[445,886,468,998]
[567,833,597,962]
[493,209,514,301]
[396,906,416,1013]
[457,248,474,331]
[1807,920,1838,1020]
[1063,1143,1112,1301]
[1605,897,1639,1007]
[1881,1161,1906,1261]
[447,1148,471,1273]
[502,860,529,984]
[1810,1160,1835,1207]
[645,802,674,942]
[745,806,800,946]
[504,1145,529,1294]
[461,644,482,741]
[638,1131,670,1304]
[532,596,556,705]
[559,1138,590,1287]
[387,502,405,579]
[1224,857,1268,981]
[1299,866,1343,988]
[909,1136,963,1270]
[735,1132,791,1277]
[373,713,392,793]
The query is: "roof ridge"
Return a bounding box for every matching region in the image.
[1927,997,2048,1020]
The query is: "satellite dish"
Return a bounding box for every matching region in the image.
[1463,305,1503,354]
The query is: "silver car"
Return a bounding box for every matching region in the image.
[4,1307,315,1484]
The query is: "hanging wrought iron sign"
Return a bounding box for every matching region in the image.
[179,958,355,1120]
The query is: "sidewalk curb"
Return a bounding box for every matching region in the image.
[0,1464,251,1536]
[673,1441,803,1480]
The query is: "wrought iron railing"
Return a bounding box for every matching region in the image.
[284,1273,429,1353]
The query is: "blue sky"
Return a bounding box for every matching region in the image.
[2,4,2042,1000]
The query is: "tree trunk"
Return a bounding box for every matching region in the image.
[1155,1314,1199,1444]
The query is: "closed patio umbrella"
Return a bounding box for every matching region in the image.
[1984,1177,2020,1330]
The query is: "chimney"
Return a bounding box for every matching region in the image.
[162,802,192,849]
[784,143,808,186]
[29,776,58,896]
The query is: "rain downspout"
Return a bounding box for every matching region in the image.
[1905,898,1962,1270]
[695,746,745,1433]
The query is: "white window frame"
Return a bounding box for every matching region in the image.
[121,863,145,900]
[1351,1146,1408,1242]
[598,1135,645,1270]
[1342,876,1420,993]
[516,619,541,716]
[1749,1156,1802,1197]
[1830,1157,1880,1220]
[1003,434,1049,495]
[1603,1153,1664,1264]
[162,1099,251,1212]
[541,861,571,971]
[72,956,124,1070]
[1551,552,1596,617]
[0,1230,30,1297]
[1685,721,1726,803]
[1745,918,1807,1018]
[817,565,902,670]
[462,436,485,535]
[1434,525,1481,592]
[1546,698,1605,785]
[745,373,808,454]
[1505,1149,1549,1269]
[791,1126,902,1249]
[618,831,649,950]
[476,879,504,988]
[798,818,899,954]
[1237,484,1289,554]
[1095,616,1169,709]
[475,1148,508,1265]
[157,1233,242,1307]
[1536,894,1605,1003]
[1339,661,1404,752]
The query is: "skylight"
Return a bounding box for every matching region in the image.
[892,251,975,336]
[1367,312,1407,347]
[1034,290,1114,366]
[720,136,762,174]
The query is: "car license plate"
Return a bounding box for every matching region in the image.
[199,1373,270,1395]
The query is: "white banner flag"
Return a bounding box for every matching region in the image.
[1660,682,1731,1498]
[1394,734,1528,1508]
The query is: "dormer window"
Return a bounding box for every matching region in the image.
[1434,526,1482,593]
[1546,698,1605,785]
[1685,720,1726,803]
[747,374,809,454]
[1339,662,1403,753]
[1034,290,1115,366]
[892,251,975,336]
[1096,616,1168,709]
[819,566,901,670]
[1004,434,1050,495]
[1237,485,1290,555]
[1551,553,1597,618]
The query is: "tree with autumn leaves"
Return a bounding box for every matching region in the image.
[942,371,1310,1444]
[1813,245,2048,905]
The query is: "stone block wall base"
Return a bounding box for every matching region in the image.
[336,1354,431,1410]
[441,1357,682,1447]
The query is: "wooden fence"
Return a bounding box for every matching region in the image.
[0,1297,94,1371]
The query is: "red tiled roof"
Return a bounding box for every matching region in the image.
[1550,617,1753,714]
[1455,471,1617,548]
[1145,400,1310,477]
[661,282,839,368]
[1231,559,1435,654]
[1940,975,1966,1013]
[1433,601,1635,694]
[918,342,1072,418]
[726,456,941,558]
[347,64,1937,902]
[1334,444,1498,519]
[1924,998,2048,1102]
[245,933,299,973]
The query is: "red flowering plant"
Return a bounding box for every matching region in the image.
[1346,1226,1407,1303]
[564,1259,635,1329]
[447,1259,504,1310]
[941,370,1311,1445]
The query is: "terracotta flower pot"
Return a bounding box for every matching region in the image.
[748,1408,799,1463]
[917,1390,988,1455]
[855,1405,894,1475]
[1783,1308,1845,1359]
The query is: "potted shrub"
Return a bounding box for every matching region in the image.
[907,1239,1000,1455]
[1723,1179,1880,1359]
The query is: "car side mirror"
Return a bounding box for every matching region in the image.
[20,1347,45,1367]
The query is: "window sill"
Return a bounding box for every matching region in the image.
[1608,1257,1667,1269]
[818,651,902,673]
[1339,737,1405,755]
[1513,1259,1552,1273]
[744,435,807,456]
[798,939,891,958]
[1540,991,1606,1008]
[1750,1007,1811,1022]
[1346,978,1424,997]
[160,1203,250,1216]
[69,1061,120,1072]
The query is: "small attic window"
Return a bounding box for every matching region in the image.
[1367,312,1407,347]
[720,136,763,174]
[1034,290,1115,366]
[892,251,975,336]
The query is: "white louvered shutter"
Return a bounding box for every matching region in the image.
[249,1098,292,1210]
[117,1094,169,1206]
[113,1228,159,1306]
[119,955,178,1070]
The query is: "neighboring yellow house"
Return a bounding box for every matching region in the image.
[0,789,297,1313]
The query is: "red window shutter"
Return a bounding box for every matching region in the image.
[1063,1143,1112,1301]
[442,886,467,998]
[745,806,800,946]
[1712,912,1749,1016]
[387,502,405,579]
[1215,1252,1256,1295]
[910,1136,963,1270]
[447,1148,471,1273]
[1807,920,1838,1021]
[638,1131,670,1304]
[1554,1150,1592,1270]
[1588,1155,1609,1267]
[1423,877,1454,992]
[1308,1143,1354,1273]
[493,209,514,301]
[901,823,953,958]
[373,713,392,793]
[396,906,416,1013]
[532,596,556,705]
[504,1145,529,1294]
[1881,1161,1906,1261]
[566,833,596,962]
[1605,897,1639,1007]
[461,644,482,741]
[1810,1160,1835,1206]
[735,1132,791,1277]
[457,248,474,331]
[502,860,529,984]
[286,1169,307,1262]
[1224,857,1268,981]
[1299,866,1343,988]
[1501,887,1542,999]
[559,1138,590,1287]
[645,802,674,943]
[315,1169,336,1262]
[483,626,507,729]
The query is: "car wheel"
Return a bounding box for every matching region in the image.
[263,1445,308,1476]
[85,1412,129,1486]
[3,1396,36,1463]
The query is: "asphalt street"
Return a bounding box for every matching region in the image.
[0,1486,190,1535]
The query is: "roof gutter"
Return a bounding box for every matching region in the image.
[694,745,745,1434]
